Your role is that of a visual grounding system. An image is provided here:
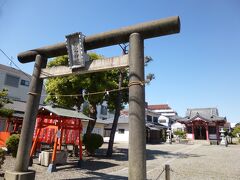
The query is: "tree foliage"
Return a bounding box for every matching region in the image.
[0,89,14,118]
[45,53,108,110]
[232,126,240,137]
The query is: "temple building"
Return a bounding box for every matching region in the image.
[177,108,227,141]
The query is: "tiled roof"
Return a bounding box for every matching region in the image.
[147,104,171,110]
[4,100,26,113]
[38,105,94,121]
[0,64,31,78]
[102,114,129,124]
[177,108,226,123]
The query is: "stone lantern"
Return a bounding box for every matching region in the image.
[166,128,172,144]
[220,128,227,146]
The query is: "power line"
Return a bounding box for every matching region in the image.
[0,48,31,80]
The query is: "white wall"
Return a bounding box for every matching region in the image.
[104,123,129,142]
[158,115,169,127]
[171,122,185,132]
[209,134,217,139]
[187,133,193,139]
[114,123,129,142]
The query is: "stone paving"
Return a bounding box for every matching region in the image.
[1,141,240,180]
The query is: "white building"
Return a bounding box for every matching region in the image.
[146,104,178,127]
[103,106,169,143]
[0,64,45,103]
[103,114,129,142]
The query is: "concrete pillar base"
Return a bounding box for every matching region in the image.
[47,164,56,173]
[4,170,35,180]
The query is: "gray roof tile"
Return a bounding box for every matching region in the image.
[39,105,94,121]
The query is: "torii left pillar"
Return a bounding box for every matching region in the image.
[5,54,47,180]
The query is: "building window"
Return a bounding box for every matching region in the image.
[187,126,192,133]
[153,117,158,123]
[100,105,107,115]
[118,129,125,134]
[147,115,152,122]
[20,79,30,86]
[208,126,216,134]
[104,128,111,137]
[5,74,20,88]
[159,120,166,124]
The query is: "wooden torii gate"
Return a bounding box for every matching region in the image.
[5,16,180,180]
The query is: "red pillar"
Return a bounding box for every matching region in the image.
[5,118,10,132]
[192,123,195,140]
[30,128,41,157]
[51,129,59,164]
[13,122,17,132]
[79,126,82,161]
[206,124,209,140]
[58,119,63,151]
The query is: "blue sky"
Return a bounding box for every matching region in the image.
[0,0,239,123]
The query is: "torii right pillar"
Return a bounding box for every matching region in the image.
[129,33,146,180]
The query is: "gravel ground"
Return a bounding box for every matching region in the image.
[1,141,240,180]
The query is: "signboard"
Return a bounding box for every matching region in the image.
[66,32,88,69]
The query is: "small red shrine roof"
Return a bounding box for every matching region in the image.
[38,105,94,121]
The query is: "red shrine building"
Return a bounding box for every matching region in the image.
[177,108,227,141]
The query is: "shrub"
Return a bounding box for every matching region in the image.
[173,130,186,139]
[6,134,20,158]
[0,148,5,169]
[83,133,103,155]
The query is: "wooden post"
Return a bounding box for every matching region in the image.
[216,123,219,142]
[165,164,170,180]
[13,123,17,132]
[30,128,41,157]
[78,120,83,166]
[5,118,10,132]
[192,123,195,140]
[58,119,63,151]
[48,120,60,172]
[52,131,58,162]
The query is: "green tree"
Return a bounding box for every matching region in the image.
[0,89,14,118]
[235,122,240,127]
[232,126,240,137]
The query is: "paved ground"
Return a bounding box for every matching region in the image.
[1,141,240,180]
